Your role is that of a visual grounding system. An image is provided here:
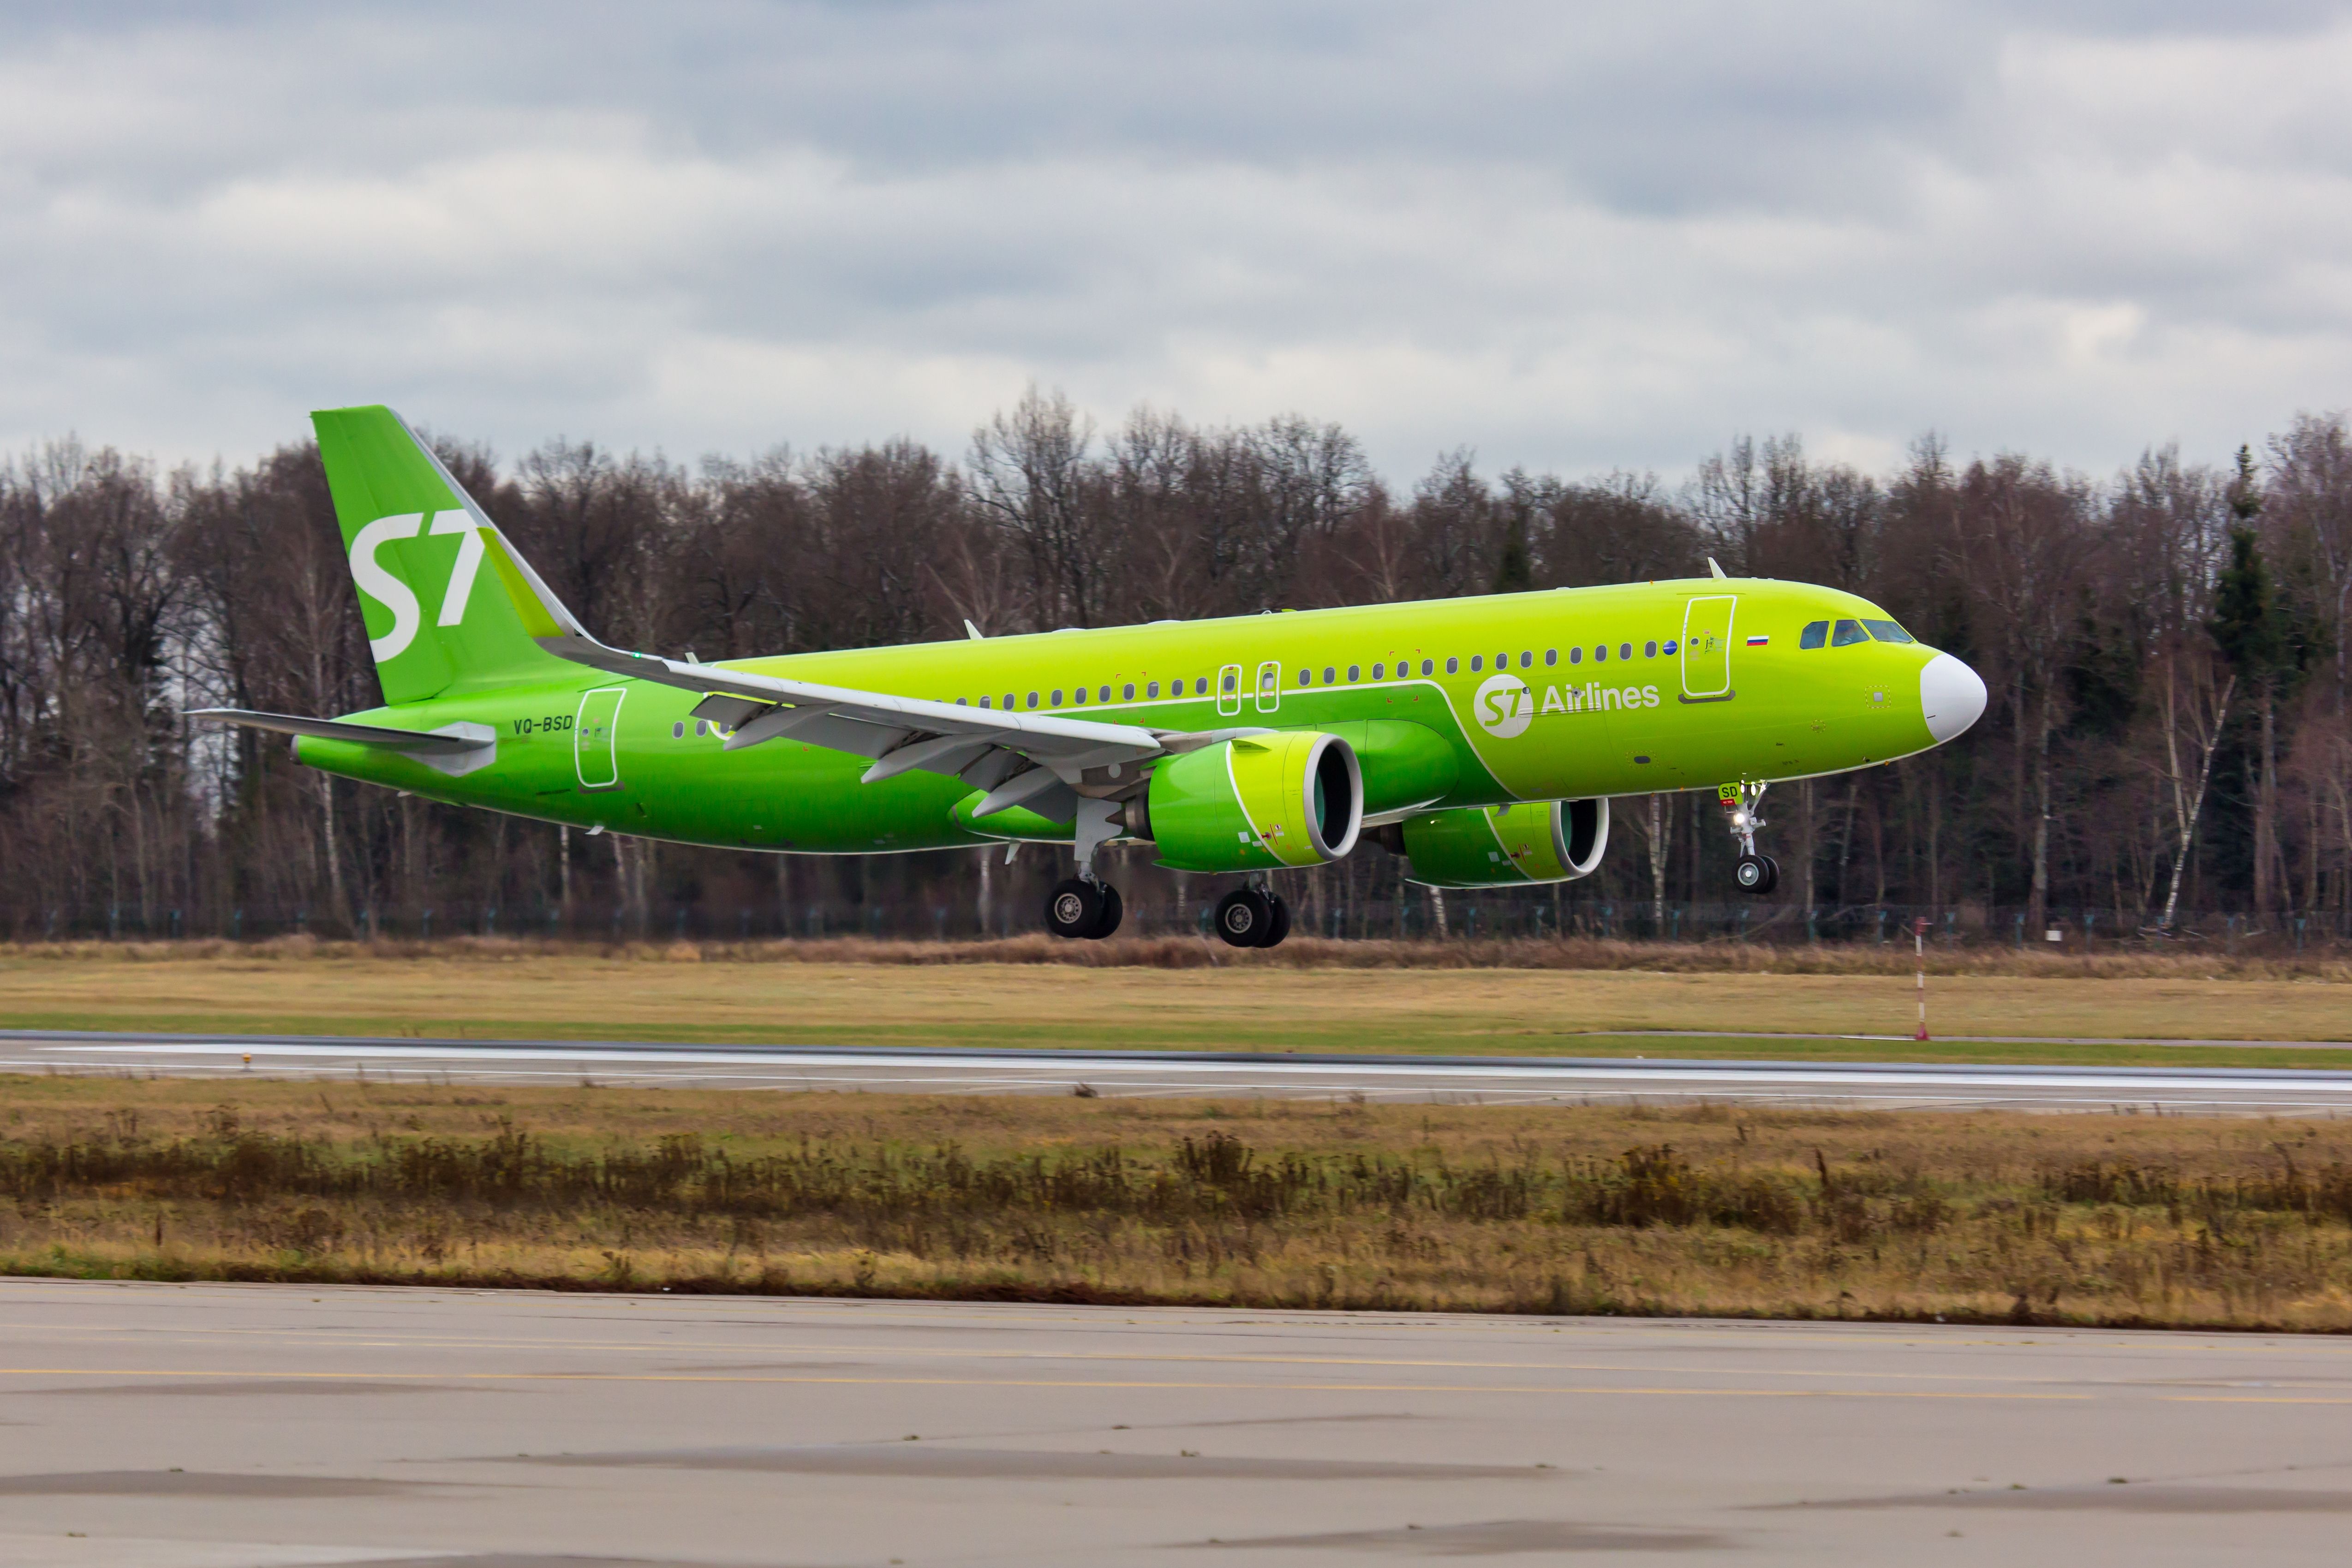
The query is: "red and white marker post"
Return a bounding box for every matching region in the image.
[1912,917,1930,1041]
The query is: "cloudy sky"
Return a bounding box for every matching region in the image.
[4,1,2348,483]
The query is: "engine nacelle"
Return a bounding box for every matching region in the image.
[1129,732,1362,873]
[1374,798,1609,888]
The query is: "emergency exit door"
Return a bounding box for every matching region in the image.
[1254,661,1283,714]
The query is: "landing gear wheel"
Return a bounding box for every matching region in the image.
[1214,888,1275,948]
[1260,894,1291,948]
[1756,855,1780,895]
[1046,877,1105,939]
[1091,882,1124,939]
[1734,854,1772,895]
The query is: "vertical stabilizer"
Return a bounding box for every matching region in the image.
[311,405,590,704]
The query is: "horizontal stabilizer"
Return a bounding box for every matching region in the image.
[189,708,491,757]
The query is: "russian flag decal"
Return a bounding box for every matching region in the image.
[1745,634,1770,646]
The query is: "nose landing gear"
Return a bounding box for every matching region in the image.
[1719,781,1779,896]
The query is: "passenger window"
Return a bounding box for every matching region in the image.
[1372,662,1385,679]
[1520,651,1532,668]
[673,721,685,739]
[1832,618,1870,647]
[1570,647,1582,664]
[695,720,708,736]
[1027,692,1040,708]
[1619,643,1631,661]
[1051,689,1063,705]
[1323,667,1336,683]
[1594,645,1608,663]
[1222,671,1236,693]
[1800,620,1829,649]
[1148,681,1160,698]
[1863,619,1916,644]
[979,696,991,708]
[1445,657,1458,674]
[1469,656,1483,672]
[1544,649,1557,667]
[1348,665,1360,682]
[1421,659,1434,675]
[1002,693,1015,709]
[1122,682,1135,700]
[1098,686,1110,701]
[1644,640,1657,657]
[1299,668,1312,685]
[1073,687,1086,704]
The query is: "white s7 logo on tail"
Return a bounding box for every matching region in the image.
[350,510,485,662]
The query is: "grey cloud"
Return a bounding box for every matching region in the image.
[2,1,2350,483]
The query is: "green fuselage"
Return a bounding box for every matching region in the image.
[298,576,1950,854]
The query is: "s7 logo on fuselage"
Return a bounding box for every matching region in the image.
[348,509,486,661]
[1473,673,1534,738]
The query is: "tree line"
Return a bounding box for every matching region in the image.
[2,388,2346,943]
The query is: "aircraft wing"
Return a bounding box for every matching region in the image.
[540,635,1170,821]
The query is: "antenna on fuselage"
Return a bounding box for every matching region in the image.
[1706,557,1727,578]
[964,619,985,640]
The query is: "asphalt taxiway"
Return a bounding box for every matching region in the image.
[3,1278,2351,1565]
[8,1028,2352,1113]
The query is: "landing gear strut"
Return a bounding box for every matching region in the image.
[1719,781,1779,896]
[1213,883,1291,948]
[1045,798,1128,940]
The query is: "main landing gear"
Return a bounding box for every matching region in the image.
[1045,877,1124,940]
[1212,884,1292,949]
[1720,781,1779,896]
[1044,798,1128,941]
[1037,795,1294,947]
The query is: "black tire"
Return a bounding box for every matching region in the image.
[1045,877,1104,939]
[1756,855,1780,895]
[1214,888,1273,948]
[1734,854,1770,894]
[1257,894,1291,948]
[1089,882,1124,940]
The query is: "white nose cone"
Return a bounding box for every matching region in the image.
[1921,652,1987,743]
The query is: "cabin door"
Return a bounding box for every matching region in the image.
[1680,596,1736,700]
[575,686,626,789]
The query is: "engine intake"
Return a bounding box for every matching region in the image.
[1131,732,1361,873]
[1372,798,1608,888]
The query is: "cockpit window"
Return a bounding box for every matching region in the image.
[1831,618,1871,647]
[1862,619,1915,644]
[1799,620,1828,650]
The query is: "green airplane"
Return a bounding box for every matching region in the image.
[193,406,1986,948]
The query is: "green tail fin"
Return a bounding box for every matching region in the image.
[312,405,587,704]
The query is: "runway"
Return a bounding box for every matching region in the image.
[3,1278,2351,1565]
[9,1028,2352,1112]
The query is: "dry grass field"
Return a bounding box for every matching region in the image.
[0,937,2347,1062]
[8,1075,2352,1331]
